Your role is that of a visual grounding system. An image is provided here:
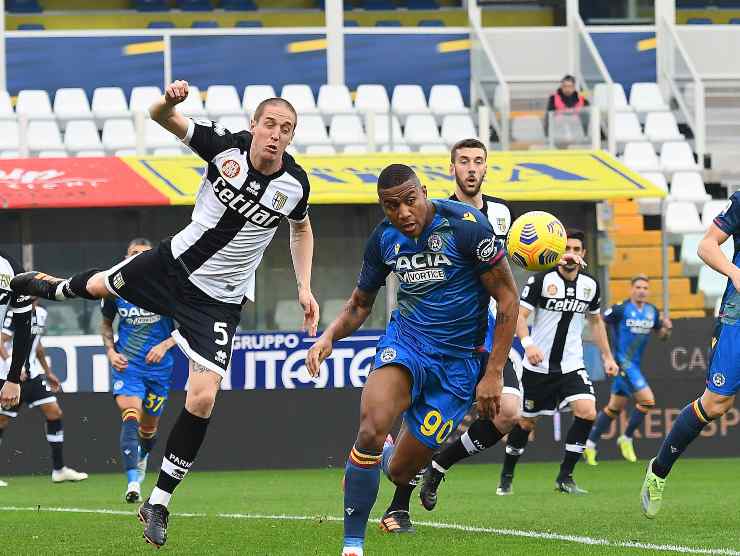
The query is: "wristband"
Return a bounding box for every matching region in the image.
[521,336,534,349]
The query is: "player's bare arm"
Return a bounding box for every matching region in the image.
[477,258,519,419]
[658,316,673,340]
[101,317,128,371]
[517,305,544,365]
[35,341,61,392]
[306,287,377,377]
[698,224,740,290]
[149,79,191,140]
[0,331,9,360]
[145,337,177,365]
[587,312,618,375]
[289,216,319,336]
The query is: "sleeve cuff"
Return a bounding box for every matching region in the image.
[589,308,601,315]
[11,304,32,313]
[520,300,534,311]
[181,118,195,146]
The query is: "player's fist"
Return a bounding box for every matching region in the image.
[0,381,20,409]
[164,80,189,106]
[476,372,502,421]
[525,344,544,366]
[305,335,332,378]
[604,357,619,376]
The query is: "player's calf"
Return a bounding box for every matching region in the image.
[585,405,621,464]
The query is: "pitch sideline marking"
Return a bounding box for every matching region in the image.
[0,505,738,556]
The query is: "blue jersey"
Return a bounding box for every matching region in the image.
[358,199,504,357]
[604,300,661,370]
[713,192,740,326]
[101,297,175,371]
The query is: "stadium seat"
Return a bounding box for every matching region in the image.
[511,115,546,144]
[16,90,54,121]
[404,0,438,8]
[637,172,668,215]
[317,85,354,120]
[622,141,660,172]
[614,112,645,144]
[145,119,180,149]
[178,85,206,118]
[192,21,219,28]
[64,120,103,153]
[27,121,64,153]
[235,20,263,27]
[102,120,137,154]
[668,171,710,207]
[593,83,632,112]
[644,112,684,143]
[680,233,704,276]
[205,85,242,119]
[329,114,367,147]
[37,149,68,158]
[178,0,212,11]
[320,298,346,326]
[343,144,369,154]
[362,0,395,9]
[18,23,45,30]
[280,84,319,115]
[419,19,445,26]
[665,201,704,244]
[0,122,20,151]
[629,83,670,114]
[404,114,444,147]
[731,17,740,24]
[698,266,726,308]
[0,91,14,121]
[292,115,331,148]
[441,114,476,146]
[222,0,257,9]
[660,141,701,173]
[392,84,430,124]
[0,151,19,159]
[344,20,360,26]
[7,0,41,13]
[129,86,162,113]
[148,21,176,28]
[418,144,447,153]
[75,150,105,157]
[380,144,412,152]
[114,149,138,156]
[53,88,93,130]
[687,17,712,24]
[354,84,390,115]
[218,115,249,132]
[429,84,468,122]
[376,20,402,26]
[243,85,276,116]
[91,87,131,127]
[153,147,186,156]
[134,0,169,11]
[702,199,730,229]
[274,299,303,330]
[305,145,337,155]
[367,114,403,146]
[549,114,587,146]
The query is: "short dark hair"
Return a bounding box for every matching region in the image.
[450,138,487,164]
[253,97,297,126]
[561,74,576,85]
[566,228,585,246]
[377,164,419,190]
[631,273,649,285]
[128,237,151,250]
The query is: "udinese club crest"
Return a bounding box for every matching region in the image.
[428,233,443,252]
[380,347,396,363]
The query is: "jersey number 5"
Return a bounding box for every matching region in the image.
[214,322,229,346]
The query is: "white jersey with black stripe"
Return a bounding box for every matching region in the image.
[0,251,32,325]
[520,268,600,374]
[171,118,310,304]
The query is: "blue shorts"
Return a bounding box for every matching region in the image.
[707,322,740,396]
[373,321,480,450]
[611,362,649,396]
[112,363,173,417]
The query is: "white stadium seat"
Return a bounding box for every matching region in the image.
[329,114,367,147]
[102,119,137,154]
[243,85,276,117]
[354,84,390,115]
[680,233,704,276]
[27,121,64,152]
[660,142,701,173]
[292,114,330,147]
[665,201,704,244]
[91,87,131,127]
[622,141,660,172]
[343,145,369,154]
[16,89,54,121]
[512,115,546,143]
[0,91,14,120]
[403,114,443,147]
[391,84,430,124]
[129,86,162,113]
[304,145,337,155]
[668,171,710,208]
[178,85,206,118]
[698,266,728,309]
[637,172,668,216]
[53,88,92,129]
[275,299,303,330]
[380,143,412,153]
[217,115,249,132]
[418,144,448,153]
[280,84,318,115]
[644,112,684,143]
[205,85,242,119]
[317,84,354,119]
[37,149,68,158]
[629,82,670,114]
[429,85,468,122]
[702,199,731,229]
[64,120,103,153]
[0,150,19,159]
[320,298,346,326]
[549,113,587,145]
[441,114,476,146]
[114,149,138,156]
[152,147,186,156]
[614,112,644,144]
[0,121,20,150]
[145,119,179,149]
[367,114,403,146]
[75,150,105,157]
[593,83,632,112]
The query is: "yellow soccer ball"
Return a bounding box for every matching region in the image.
[506,211,567,271]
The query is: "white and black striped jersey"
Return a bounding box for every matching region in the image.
[450,194,513,240]
[520,268,600,374]
[172,118,310,304]
[0,250,33,383]
[2,305,47,380]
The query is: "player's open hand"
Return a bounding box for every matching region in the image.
[525,344,544,366]
[107,349,128,372]
[46,372,62,393]
[298,289,320,337]
[476,372,502,421]
[0,381,20,410]
[164,80,190,106]
[146,343,169,365]
[305,334,332,378]
[559,253,586,268]
[604,357,619,376]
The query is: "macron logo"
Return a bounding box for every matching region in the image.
[670,446,678,454]
[345,507,355,516]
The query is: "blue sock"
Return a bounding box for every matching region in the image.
[139,430,157,459]
[625,408,647,438]
[343,445,382,549]
[653,400,711,478]
[120,410,140,481]
[587,410,614,446]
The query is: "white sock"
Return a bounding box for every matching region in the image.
[149,486,172,507]
[54,281,70,301]
[431,460,447,474]
[585,440,596,449]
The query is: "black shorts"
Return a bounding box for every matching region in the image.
[478,353,522,397]
[520,369,595,418]
[0,375,57,418]
[103,240,242,378]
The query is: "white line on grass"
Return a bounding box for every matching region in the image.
[1,506,738,555]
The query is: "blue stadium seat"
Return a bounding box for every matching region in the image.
[419,19,444,26]
[222,0,257,9]
[362,0,396,10]
[235,20,263,27]
[134,0,169,11]
[178,0,212,11]
[192,20,219,27]
[686,17,713,24]
[730,17,740,24]
[344,19,360,26]
[148,21,176,28]
[7,0,42,13]
[18,23,45,29]
[404,0,438,9]
[376,20,402,26]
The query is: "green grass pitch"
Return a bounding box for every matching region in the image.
[1,458,738,555]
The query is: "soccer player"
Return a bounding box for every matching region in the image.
[305,163,519,556]
[101,238,177,503]
[0,299,88,483]
[641,193,740,518]
[584,274,671,465]
[11,79,319,548]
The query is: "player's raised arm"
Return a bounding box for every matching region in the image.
[149,79,191,140]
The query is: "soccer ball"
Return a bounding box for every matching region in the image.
[506,211,567,271]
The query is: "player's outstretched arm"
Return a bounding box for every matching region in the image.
[289,217,319,336]
[149,79,191,140]
[698,224,740,291]
[587,312,619,375]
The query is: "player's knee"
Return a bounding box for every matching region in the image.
[517,418,536,432]
[494,399,520,433]
[604,406,621,418]
[46,404,62,420]
[575,406,597,421]
[355,416,387,453]
[185,387,217,417]
[387,462,416,486]
[636,401,655,413]
[699,395,732,419]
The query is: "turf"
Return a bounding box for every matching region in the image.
[1,458,738,555]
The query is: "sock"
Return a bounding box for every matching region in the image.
[625,407,648,439]
[501,424,530,478]
[344,445,382,550]
[45,419,65,471]
[387,484,415,513]
[139,428,157,459]
[151,408,210,507]
[435,419,504,471]
[558,416,594,480]
[62,268,101,300]
[380,438,394,480]
[0,427,4,448]
[120,409,140,480]
[586,409,616,448]
[653,399,712,479]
